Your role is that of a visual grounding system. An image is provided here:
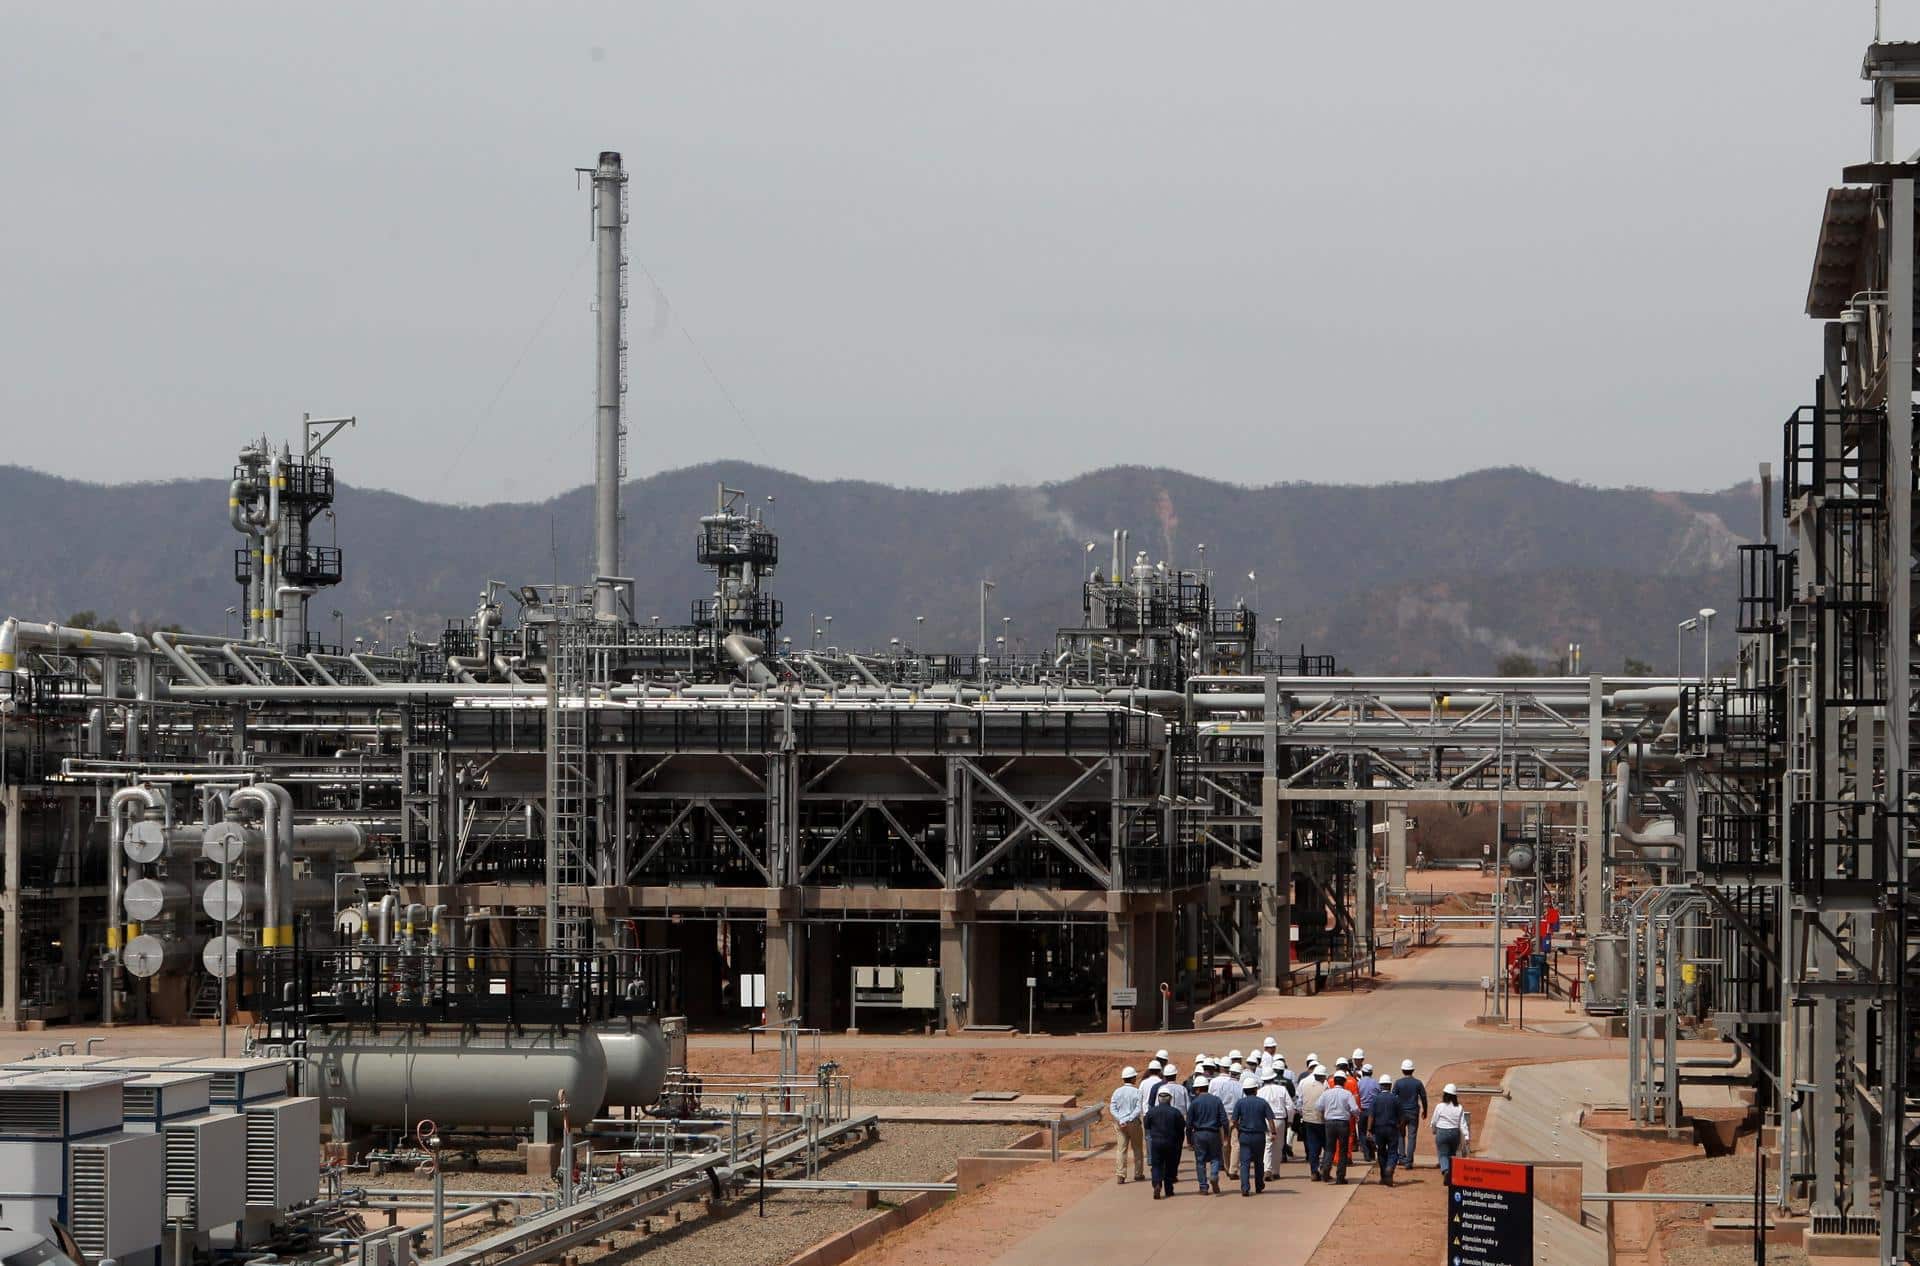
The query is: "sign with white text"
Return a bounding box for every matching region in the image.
[1446,1158,1533,1266]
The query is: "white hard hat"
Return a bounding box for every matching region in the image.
[1307,1052,1318,1063]
[1402,1059,1416,1072]
[1162,1066,1178,1079]
[1443,1083,1458,1096]
[1241,1074,1260,1091]
[1276,1056,1287,1067]
[1262,1068,1278,1082]
[1352,1048,1364,1061]
[1228,1049,1242,1061]
[1146,1058,1162,1070]
[1122,1066,1138,1080]
[1158,1086,1174,1099]
[1335,1057,1351,1069]
[1156,1049,1171,1061]
[1263,1036,1277,1048]
[1362,1064,1373,1075]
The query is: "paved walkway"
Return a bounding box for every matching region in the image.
[990,1163,1359,1266]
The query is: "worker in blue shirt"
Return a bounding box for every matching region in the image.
[1355,1063,1380,1161]
[1185,1074,1228,1195]
[1229,1073,1278,1195]
[1391,1059,1430,1167]
[1369,1084,1406,1186]
[1143,1086,1186,1199]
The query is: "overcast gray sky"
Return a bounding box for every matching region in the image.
[0,3,1885,504]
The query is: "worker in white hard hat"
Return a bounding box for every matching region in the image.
[1256,1066,1295,1180]
[1356,1062,1382,1162]
[1390,1059,1429,1169]
[1318,1071,1361,1183]
[1351,1047,1365,1065]
[1155,1048,1171,1064]
[1230,1073,1277,1195]
[1210,1057,1244,1169]
[1110,1066,1146,1184]
[1139,1060,1166,1114]
[1143,1085,1185,1199]
[1159,1065,1189,1115]
[1429,1084,1470,1182]
[1185,1070,1228,1194]
[1296,1061,1328,1179]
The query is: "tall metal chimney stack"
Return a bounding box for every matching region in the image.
[591,151,628,620]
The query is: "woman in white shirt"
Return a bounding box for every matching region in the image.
[1429,1084,1470,1182]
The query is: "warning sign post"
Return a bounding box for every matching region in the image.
[1445,1158,1533,1266]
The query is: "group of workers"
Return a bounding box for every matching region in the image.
[1107,1037,1472,1198]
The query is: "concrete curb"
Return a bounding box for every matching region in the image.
[780,1171,959,1266]
[1193,983,1261,1023]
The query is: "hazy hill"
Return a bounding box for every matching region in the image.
[0,462,1756,675]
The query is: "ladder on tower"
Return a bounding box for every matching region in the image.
[546,617,594,950]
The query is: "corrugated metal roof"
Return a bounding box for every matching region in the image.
[1807,185,1876,318]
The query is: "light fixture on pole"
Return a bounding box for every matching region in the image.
[1698,607,1716,681]
[1677,617,1698,686]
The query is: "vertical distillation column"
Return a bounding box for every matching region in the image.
[591,151,628,622]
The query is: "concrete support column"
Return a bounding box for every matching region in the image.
[1106,913,1133,1034]
[2,786,20,1028]
[938,919,967,1033]
[1105,907,1172,1033]
[764,913,796,1025]
[1386,804,1408,893]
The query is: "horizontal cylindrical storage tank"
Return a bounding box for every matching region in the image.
[123,933,194,979]
[307,1025,609,1129]
[124,822,202,864]
[202,877,333,922]
[203,821,365,864]
[596,1018,669,1110]
[203,934,246,980]
[202,821,252,864]
[122,877,192,922]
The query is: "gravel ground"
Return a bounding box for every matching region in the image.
[1653,1225,1808,1265]
[1650,1150,1809,1214]
[847,1089,976,1107]
[1647,1149,1810,1264]
[586,1123,1016,1266]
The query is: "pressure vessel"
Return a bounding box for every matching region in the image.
[305,1025,610,1129]
[596,1017,669,1109]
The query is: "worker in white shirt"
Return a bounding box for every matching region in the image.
[1160,1065,1190,1114]
[1429,1084,1471,1182]
[1110,1066,1145,1184]
[1139,1059,1165,1111]
[1257,1067,1296,1179]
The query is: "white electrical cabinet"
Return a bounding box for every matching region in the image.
[67,1131,164,1263]
[242,1097,319,1211]
[162,1111,246,1232]
[122,1072,213,1134]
